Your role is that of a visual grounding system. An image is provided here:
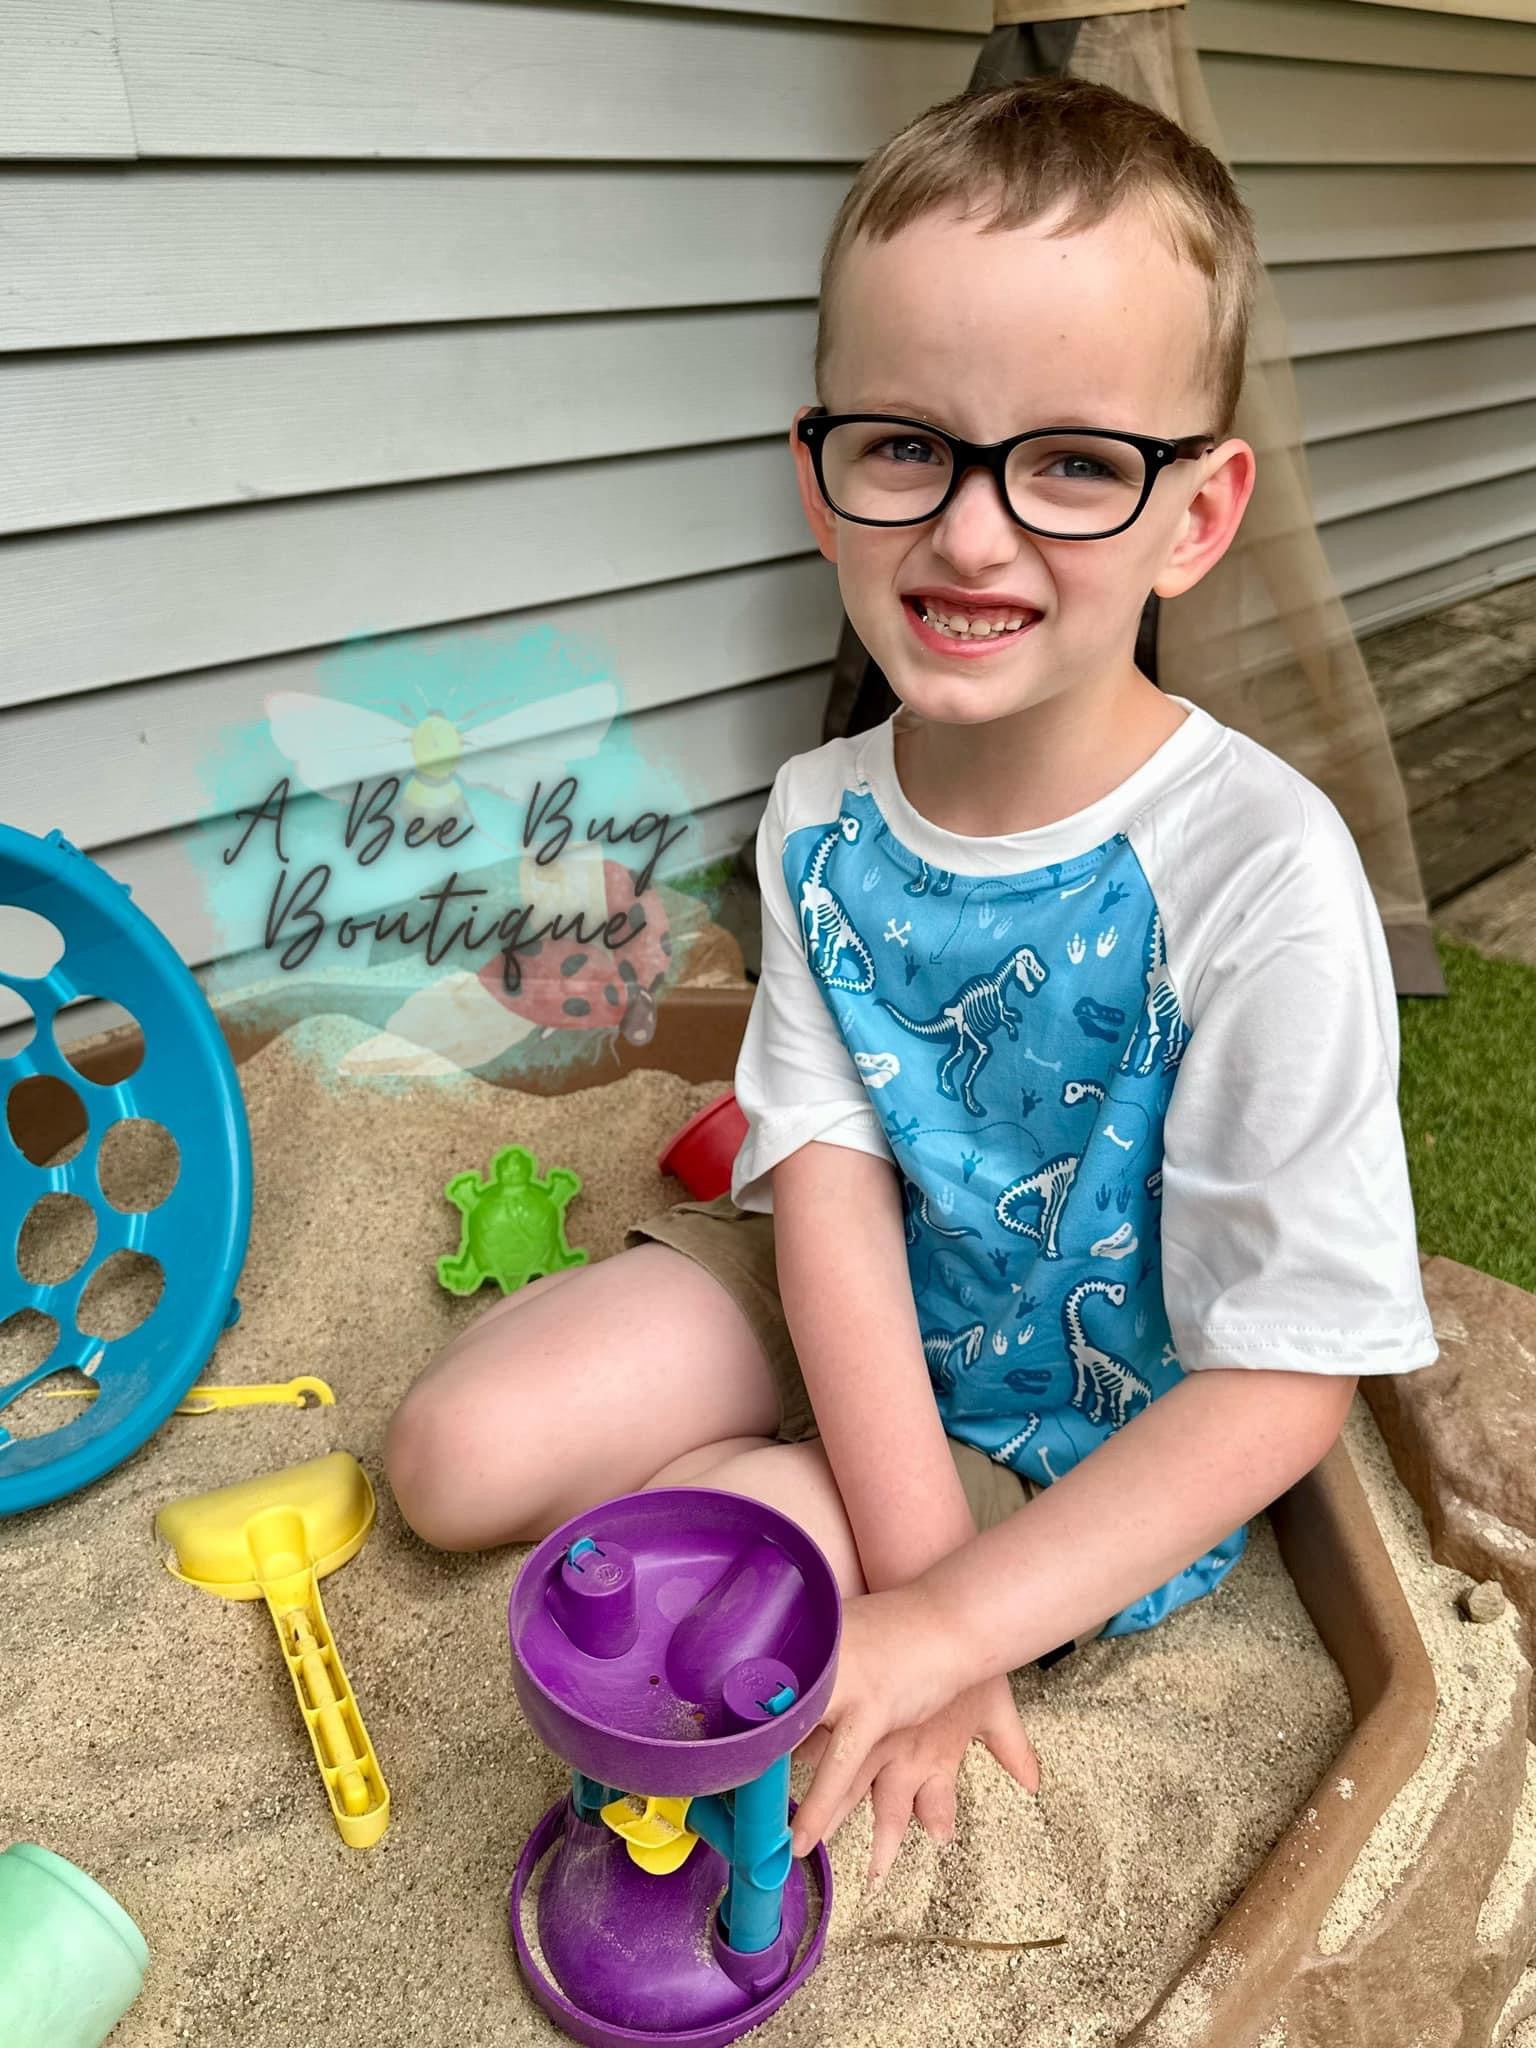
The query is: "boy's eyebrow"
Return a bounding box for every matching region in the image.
[848,398,944,421]
[845,402,1129,437]
[853,394,1025,420]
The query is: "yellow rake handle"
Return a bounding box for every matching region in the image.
[266,1583,389,1848]
[44,1375,335,1415]
[252,1511,390,1851]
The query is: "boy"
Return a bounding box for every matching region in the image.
[385,76,1438,1886]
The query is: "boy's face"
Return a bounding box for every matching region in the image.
[792,201,1253,729]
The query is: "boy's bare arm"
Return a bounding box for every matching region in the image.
[921,1362,1357,1676]
[770,1140,979,1591]
[790,1360,1359,1853]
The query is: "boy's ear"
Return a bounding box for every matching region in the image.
[790,405,839,563]
[1152,438,1256,601]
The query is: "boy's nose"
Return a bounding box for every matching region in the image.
[931,465,1030,574]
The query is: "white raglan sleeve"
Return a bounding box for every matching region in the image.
[1159,786,1439,1377]
[729,769,898,1215]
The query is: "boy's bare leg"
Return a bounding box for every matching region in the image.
[384,1242,786,1551]
[646,1438,866,1597]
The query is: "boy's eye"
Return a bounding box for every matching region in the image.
[1048,454,1122,481]
[866,434,944,466]
[1028,442,1138,485]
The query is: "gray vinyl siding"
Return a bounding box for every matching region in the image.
[2,0,1534,1023]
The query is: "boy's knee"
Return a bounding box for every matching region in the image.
[383,1387,482,1551]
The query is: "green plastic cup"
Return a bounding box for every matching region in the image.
[0,1842,149,2046]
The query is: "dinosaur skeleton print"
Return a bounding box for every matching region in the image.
[786,787,1245,1635]
[731,699,1439,1639]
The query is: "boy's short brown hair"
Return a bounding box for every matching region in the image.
[815,76,1259,438]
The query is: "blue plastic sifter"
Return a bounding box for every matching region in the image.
[0,825,252,1516]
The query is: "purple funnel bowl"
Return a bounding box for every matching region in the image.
[510,1799,835,2048]
[508,1489,841,1798]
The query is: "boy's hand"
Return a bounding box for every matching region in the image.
[789,1588,1040,1883]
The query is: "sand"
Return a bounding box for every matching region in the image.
[0,1014,1354,2046]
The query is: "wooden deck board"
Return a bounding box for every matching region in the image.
[1371,628,1532,739]
[1362,571,1536,969]
[1393,668,1536,810]
[1411,749,1536,905]
[1434,848,1536,964]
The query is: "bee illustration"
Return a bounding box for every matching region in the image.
[264,679,689,1073]
[264,680,619,848]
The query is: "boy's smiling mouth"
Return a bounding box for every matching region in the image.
[903,590,1043,656]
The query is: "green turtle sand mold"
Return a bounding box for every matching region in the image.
[437,1144,589,1295]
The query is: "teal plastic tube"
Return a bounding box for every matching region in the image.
[718,1756,794,1954]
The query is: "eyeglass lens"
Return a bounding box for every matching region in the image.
[818,421,1148,535]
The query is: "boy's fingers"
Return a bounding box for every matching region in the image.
[793,1725,831,1772]
[867,1771,917,1887]
[817,1760,883,1859]
[790,1717,866,1856]
[913,1771,957,1847]
[985,1710,1042,1795]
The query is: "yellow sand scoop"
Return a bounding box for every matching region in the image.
[154,1451,390,1849]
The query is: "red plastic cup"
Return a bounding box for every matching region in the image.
[656,1088,749,1201]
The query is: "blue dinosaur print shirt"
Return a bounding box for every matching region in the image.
[731,698,1438,1640]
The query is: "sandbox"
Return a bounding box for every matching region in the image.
[1,983,1529,2045]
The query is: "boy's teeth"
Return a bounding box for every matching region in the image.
[917,600,1029,637]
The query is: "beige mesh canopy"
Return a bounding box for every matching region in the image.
[1065,5,1439,995]
[821,2,1440,996]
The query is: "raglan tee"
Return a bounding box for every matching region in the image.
[730,696,1439,1637]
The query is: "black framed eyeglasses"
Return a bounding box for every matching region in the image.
[796,408,1217,541]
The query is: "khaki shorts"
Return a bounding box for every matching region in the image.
[623,1190,1105,1667]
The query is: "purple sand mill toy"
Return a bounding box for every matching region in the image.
[508,1489,841,2048]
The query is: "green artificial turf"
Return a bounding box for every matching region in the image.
[1398,934,1536,1295]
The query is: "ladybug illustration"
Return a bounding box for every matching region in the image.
[477,857,674,1046]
